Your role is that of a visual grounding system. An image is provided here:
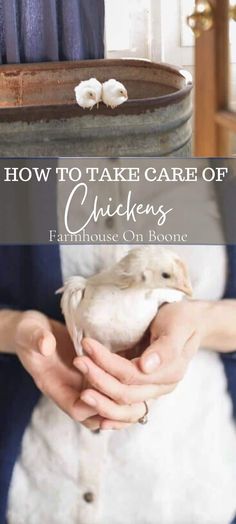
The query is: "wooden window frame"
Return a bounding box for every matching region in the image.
[195,0,230,156]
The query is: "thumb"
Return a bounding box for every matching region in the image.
[15,315,56,357]
[139,341,162,374]
[139,335,180,374]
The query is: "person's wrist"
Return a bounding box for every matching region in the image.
[190,300,216,346]
[159,300,214,344]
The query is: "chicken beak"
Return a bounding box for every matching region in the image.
[176,279,193,297]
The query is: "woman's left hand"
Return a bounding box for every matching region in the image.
[74,301,209,430]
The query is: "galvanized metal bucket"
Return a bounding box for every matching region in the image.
[0,59,192,157]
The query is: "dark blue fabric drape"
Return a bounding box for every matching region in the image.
[0,0,105,64]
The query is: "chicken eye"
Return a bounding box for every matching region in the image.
[162,272,171,279]
[120,90,124,95]
[89,92,94,97]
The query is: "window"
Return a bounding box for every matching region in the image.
[105,0,153,60]
[105,0,195,66]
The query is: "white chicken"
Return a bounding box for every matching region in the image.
[57,246,192,356]
[74,78,102,110]
[102,79,128,109]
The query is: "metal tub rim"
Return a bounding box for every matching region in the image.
[0,58,193,122]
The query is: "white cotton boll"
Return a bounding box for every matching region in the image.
[57,246,192,355]
[102,79,128,108]
[74,78,102,110]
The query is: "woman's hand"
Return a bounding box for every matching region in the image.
[11,310,99,425]
[74,301,211,430]
[4,298,236,431]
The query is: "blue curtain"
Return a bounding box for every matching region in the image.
[0,0,105,64]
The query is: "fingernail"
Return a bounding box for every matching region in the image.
[81,394,97,407]
[76,360,89,375]
[143,353,161,373]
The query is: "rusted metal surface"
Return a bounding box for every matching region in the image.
[0,59,192,112]
[0,59,192,157]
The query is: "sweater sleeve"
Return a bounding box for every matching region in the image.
[220,245,236,418]
[0,245,63,320]
[0,245,63,521]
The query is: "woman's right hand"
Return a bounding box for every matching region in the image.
[13,310,99,427]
